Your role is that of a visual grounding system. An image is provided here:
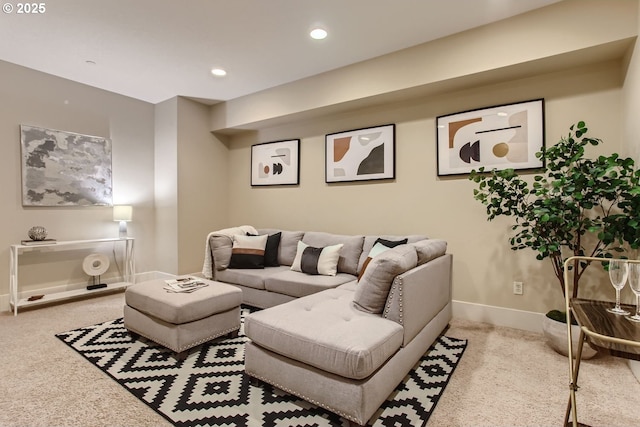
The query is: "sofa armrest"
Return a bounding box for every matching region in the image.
[383,253,452,346]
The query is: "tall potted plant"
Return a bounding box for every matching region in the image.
[469,122,640,355]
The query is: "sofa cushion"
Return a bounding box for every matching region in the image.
[291,241,343,276]
[302,232,364,275]
[245,288,403,380]
[215,266,290,290]
[264,270,356,298]
[353,245,418,314]
[229,234,268,269]
[357,234,427,273]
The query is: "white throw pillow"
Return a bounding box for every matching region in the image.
[291,241,344,276]
[228,234,268,269]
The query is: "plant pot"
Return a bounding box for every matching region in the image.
[542,316,598,359]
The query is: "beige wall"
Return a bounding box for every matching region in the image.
[223,60,626,314]
[176,97,229,274]
[623,4,640,164]
[212,0,638,317]
[0,61,155,302]
[154,97,179,274]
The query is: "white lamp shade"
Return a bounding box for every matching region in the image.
[113,205,133,222]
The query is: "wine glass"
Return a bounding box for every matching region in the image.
[626,262,640,322]
[606,259,630,315]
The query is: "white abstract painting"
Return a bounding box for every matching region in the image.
[20,125,113,206]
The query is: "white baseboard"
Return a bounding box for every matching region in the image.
[1,277,546,333]
[0,271,177,313]
[452,300,545,333]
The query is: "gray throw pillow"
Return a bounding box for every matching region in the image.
[210,235,233,271]
[353,244,418,314]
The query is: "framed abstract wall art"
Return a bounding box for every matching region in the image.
[325,124,395,183]
[20,125,113,206]
[251,139,300,186]
[436,99,545,176]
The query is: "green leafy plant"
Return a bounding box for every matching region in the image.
[470,121,640,300]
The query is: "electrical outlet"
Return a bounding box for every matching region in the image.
[513,281,523,295]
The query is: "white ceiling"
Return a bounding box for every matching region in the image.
[0,0,561,105]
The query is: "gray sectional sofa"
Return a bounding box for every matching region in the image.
[203,226,452,425]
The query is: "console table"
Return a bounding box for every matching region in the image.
[9,237,135,316]
[563,256,640,427]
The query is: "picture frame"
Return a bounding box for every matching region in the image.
[251,139,300,186]
[325,124,395,183]
[20,124,113,206]
[436,99,545,176]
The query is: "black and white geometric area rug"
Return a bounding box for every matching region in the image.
[56,309,467,427]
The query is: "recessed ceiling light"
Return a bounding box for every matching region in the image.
[310,28,328,40]
[211,68,227,77]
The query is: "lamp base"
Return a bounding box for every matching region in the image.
[119,221,128,238]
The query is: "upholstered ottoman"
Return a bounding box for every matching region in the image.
[124,278,242,357]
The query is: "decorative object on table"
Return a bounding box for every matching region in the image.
[20,124,112,206]
[470,122,640,356]
[82,253,110,290]
[27,225,48,240]
[113,205,132,238]
[437,99,544,176]
[163,277,209,293]
[251,139,300,186]
[325,124,395,183]
[56,308,467,427]
[606,259,630,315]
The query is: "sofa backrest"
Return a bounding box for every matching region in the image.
[301,231,364,276]
[257,229,304,266]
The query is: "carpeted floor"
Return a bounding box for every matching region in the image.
[1,291,639,426]
[55,309,466,426]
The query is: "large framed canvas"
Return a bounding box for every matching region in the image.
[325,124,395,183]
[20,125,113,206]
[251,139,300,186]
[436,99,545,176]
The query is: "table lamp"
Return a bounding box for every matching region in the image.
[113,205,132,238]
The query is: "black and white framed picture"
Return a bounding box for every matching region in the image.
[325,124,395,183]
[251,139,300,186]
[20,124,113,206]
[436,99,545,176]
